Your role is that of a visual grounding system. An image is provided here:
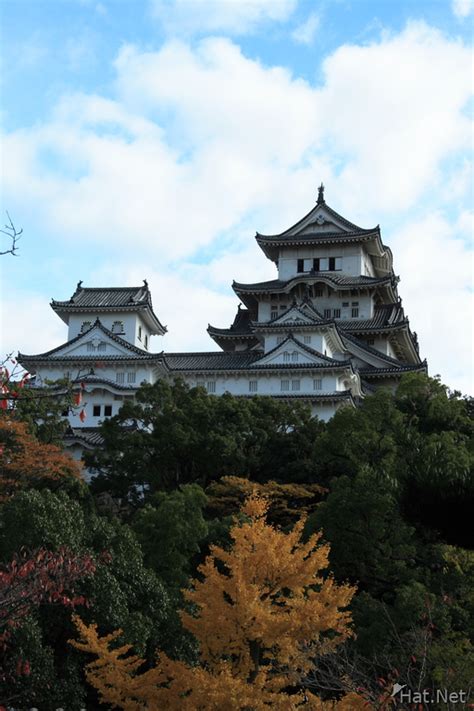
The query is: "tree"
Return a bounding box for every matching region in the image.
[0,415,83,501]
[205,475,326,529]
[71,494,367,709]
[87,379,321,502]
[132,484,209,590]
[0,212,22,256]
[0,488,182,709]
[0,547,95,636]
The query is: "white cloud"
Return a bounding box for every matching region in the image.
[149,0,297,35]
[1,22,473,392]
[452,0,474,18]
[390,213,472,395]
[291,12,320,45]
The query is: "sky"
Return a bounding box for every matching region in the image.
[0,0,473,395]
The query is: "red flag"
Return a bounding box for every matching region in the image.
[74,392,82,406]
[79,409,86,422]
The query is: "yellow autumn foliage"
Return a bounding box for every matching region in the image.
[71,493,371,710]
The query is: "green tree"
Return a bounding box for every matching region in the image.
[0,490,185,708]
[87,379,322,502]
[132,484,209,590]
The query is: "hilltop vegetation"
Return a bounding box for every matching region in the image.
[0,374,473,709]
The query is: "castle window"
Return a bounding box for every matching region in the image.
[206,381,216,393]
[97,343,106,352]
[313,379,322,390]
[249,381,258,393]
[281,380,289,391]
[116,372,125,384]
[303,335,311,344]
[291,351,298,362]
[333,308,341,318]
[291,380,300,391]
[280,304,287,310]
[324,309,331,318]
[352,308,359,318]
[81,321,92,333]
[87,342,95,352]
[314,288,323,298]
[112,321,124,334]
[297,259,304,272]
[93,405,101,417]
[104,405,112,417]
[328,257,342,271]
[351,301,359,306]
[342,302,349,307]
[283,352,290,363]
[127,372,136,383]
[144,335,148,349]
[138,326,142,341]
[367,338,375,346]
[271,308,278,319]
[277,335,285,344]
[313,258,320,271]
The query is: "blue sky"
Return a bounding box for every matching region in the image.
[1,0,473,394]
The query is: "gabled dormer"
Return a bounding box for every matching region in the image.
[50,281,167,349]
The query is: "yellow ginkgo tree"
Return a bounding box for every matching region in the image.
[71,494,369,710]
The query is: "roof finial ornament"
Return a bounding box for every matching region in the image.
[76,280,83,290]
[143,279,148,288]
[317,182,325,204]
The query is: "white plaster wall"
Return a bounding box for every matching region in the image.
[183,372,340,396]
[33,362,152,386]
[278,245,365,280]
[67,313,153,349]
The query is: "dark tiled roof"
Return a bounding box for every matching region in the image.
[51,282,167,333]
[207,308,257,338]
[359,362,427,377]
[255,194,374,238]
[52,283,152,309]
[164,352,261,371]
[233,273,394,293]
[74,375,139,391]
[63,427,104,447]
[163,345,351,373]
[18,320,163,362]
[256,228,380,245]
[339,303,407,332]
[256,333,351,367]
[341,332,419,368]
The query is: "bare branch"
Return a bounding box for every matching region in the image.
[0,212,22,256]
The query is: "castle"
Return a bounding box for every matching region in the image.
[19,185,426,460]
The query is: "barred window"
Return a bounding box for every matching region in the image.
[277,335,285,344]
[104,405,112,417]
[249,381,258,393]
[206,381,216,393]
[291,351,298,362]
[271,308,278,320]
[324,309,331,318]
[292,380,301,391]
[97,343,106,352]
[283,352,290,363]
[93,405,101,417]
[116,372,125,384]
[313,379,322,391]
[352,308,359,318]
[333,308,341,318]
[281,380,289,392]
[303,335,311,344]
[127,372,136,383]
